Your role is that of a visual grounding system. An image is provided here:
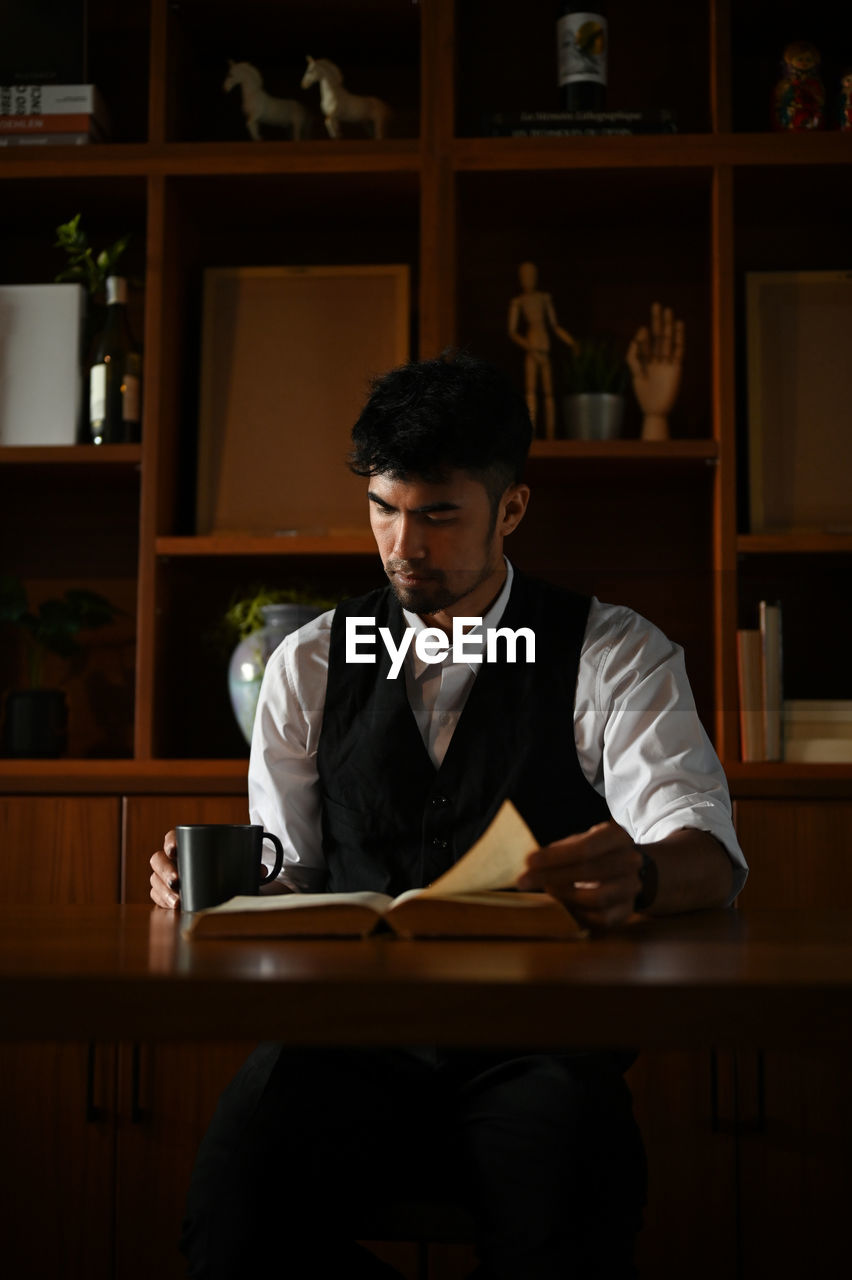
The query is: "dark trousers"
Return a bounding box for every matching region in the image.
[181,1043,647,1279]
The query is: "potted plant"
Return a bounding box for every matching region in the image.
[0,575,118,757]
[561,338,629,440]
[224,584,338,745]
[54,213,132,298]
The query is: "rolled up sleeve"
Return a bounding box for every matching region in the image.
[575,600,748,904]
[248,612,333,892]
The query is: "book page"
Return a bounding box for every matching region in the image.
[189,891,394,918]
[416,800,538,898]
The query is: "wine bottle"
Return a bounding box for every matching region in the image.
[88,275,142,445]
[557,5,608,111]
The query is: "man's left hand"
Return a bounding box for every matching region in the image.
[516,821,641,930]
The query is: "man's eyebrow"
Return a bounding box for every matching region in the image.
[367,492,461,515]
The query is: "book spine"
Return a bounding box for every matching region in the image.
[736,629,765,762]
[0,113,96,133]
[0,132,91,146]
[0,84,101,114]
[759,601,783,761]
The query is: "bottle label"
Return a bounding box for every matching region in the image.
[122,373,140,422]
[90,363,107,421]
[557,13,608,87]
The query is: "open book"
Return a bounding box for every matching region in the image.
[182,800,587,941]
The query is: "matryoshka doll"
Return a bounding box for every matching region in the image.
[772,41,825,130]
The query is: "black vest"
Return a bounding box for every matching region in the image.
[316,570,611,895]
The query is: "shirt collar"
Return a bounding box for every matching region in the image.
[403,558,514,680]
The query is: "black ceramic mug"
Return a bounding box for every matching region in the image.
[175,824,285,913]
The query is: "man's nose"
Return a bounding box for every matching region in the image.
[392,515,426,562]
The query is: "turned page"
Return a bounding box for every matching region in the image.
[413,800,538,898]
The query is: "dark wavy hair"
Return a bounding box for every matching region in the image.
[349,349,532,506]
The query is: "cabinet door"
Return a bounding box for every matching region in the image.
[733,800,852,1273]
[0,796,121,1279]
[627,1051,737,1279]
[117,795,254,1278]
[114,1039,256,1280]
[733,799,852,908]
[0,795,120,903]
[736,1046,852,1276]
[122,793,250,904]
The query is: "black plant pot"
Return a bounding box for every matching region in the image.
[1,689,69,758]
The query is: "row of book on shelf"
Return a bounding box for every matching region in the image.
[0,83,108,146]
[737,601,852,763]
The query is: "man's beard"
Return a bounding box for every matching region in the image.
[385,561,493,617]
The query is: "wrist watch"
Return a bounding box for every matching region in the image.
[633,844,659,912]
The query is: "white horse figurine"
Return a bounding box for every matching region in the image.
[300,56,390,139]
[224,60,309,141]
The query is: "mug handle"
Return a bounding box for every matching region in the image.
[259,831,285,885]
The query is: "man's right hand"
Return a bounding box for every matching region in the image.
[150,830,180,909]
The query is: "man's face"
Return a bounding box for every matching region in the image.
[367,470,511,619]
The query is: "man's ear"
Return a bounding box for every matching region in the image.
[499,484,530,536]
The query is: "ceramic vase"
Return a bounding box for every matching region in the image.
[228,603,324,745]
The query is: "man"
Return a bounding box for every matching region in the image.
[152,350,747,1279]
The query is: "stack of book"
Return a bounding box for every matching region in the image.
[783,701,852,763]
[0,83,110,146]
[736,601,783,762]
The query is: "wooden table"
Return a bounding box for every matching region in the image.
[2,903,851,1049]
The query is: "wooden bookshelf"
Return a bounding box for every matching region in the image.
[0,0,849,774]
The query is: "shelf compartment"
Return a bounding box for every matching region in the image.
[456,0,712,137]
[731,2,852,134]
[737,552,852,710]
[457,166,714,441]
[152,553,383,758]
[167,0,421,144]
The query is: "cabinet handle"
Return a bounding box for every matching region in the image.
[710,1047,721,1131]
[738,1048,766,1134]
[710,1047,738,1134]
[85,1041,103,1124]
[131,1042,145,1124]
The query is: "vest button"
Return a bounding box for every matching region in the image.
[431,795,449,808]
[431,837,448,849]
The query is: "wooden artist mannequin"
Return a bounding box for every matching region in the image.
[508,261,575,439]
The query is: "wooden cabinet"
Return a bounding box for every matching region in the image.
[731,795,852,1274]
[627,1050,738,1279]
[0,797,120,1278]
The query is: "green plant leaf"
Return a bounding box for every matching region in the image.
[54,215,133,295]
[563,338,628,394]
[224,583,338,641]
[0,574,28,623]
[63,588,118,628]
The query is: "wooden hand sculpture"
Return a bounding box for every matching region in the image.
[626,303,685,441]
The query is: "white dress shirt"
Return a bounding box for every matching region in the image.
[249,561,748,902]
